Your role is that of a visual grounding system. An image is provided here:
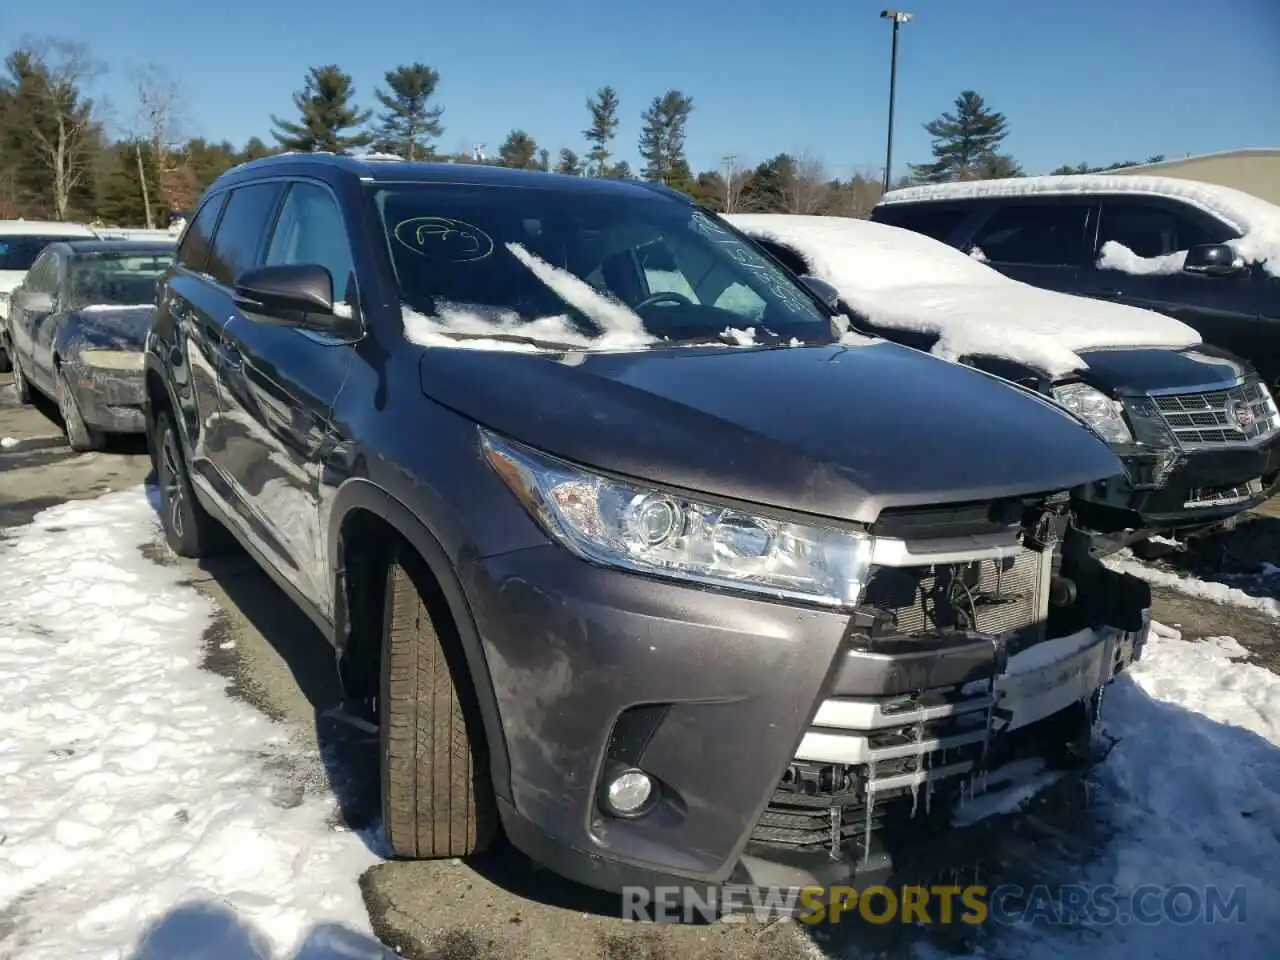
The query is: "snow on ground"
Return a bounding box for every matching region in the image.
[0,488,387,959]
[877,173,1280,277]
[1,436,16,449]
[724,213,1201,377]
[1105,554,1280,619]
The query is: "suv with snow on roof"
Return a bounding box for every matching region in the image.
[144,154,1150,898]
[728,213,1280,555]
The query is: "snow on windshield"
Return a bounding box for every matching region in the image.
[727,213,1202,377]
[881,174,1280,277]
[401,242,659,353]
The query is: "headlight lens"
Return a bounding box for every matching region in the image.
[80,348,143,371]
[1052,383,1132,444]
[481,429,875,607]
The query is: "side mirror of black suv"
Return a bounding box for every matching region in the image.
[1183,243,1244,277]
[233,264,356,334]
[798,274,840,309]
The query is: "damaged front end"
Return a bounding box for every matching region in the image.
[735,490,1150,889]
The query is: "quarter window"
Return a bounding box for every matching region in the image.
[876,206,968,243]
[264,182,357,303]
[970,203,1091,266]
[206,182,284,287]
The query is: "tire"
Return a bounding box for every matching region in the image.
[56,367,105,452]
[0,342,11,374]
[153,410,230,558]
[10,349,32,405]
[380,552,498,859]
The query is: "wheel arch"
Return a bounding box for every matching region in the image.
[328,477,512,804]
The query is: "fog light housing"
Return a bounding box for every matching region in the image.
[600,764,656,818]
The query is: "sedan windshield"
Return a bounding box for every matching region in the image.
[368,181,837,347]
[68,251,172,308]
[0,236,75,272]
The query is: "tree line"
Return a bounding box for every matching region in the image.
[0,37,1165,229]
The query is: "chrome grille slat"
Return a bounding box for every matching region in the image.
[1146,378,1280,450]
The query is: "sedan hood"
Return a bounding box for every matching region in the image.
[70,306,154,350]
[1075,343,1255,396]
[418,340,1124,524]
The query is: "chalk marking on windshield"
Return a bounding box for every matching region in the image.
[393,217,495,262]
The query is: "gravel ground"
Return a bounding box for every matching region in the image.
[3,369,1276,959]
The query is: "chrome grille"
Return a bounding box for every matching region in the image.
[863,548,1050,639]
[1148,379,1280,450]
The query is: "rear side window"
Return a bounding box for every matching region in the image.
[178,193,227,272]
[1097,201,1233,258]
[970,203,1091,266]
[206,182,284,287]
[874,206,968,243]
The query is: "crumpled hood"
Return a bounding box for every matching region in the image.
[418,340,1124,523]
[70,306,154,350]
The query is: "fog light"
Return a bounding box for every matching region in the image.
[602,767,655,817]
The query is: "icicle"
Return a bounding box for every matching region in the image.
[908,711,925,817]
[924,748,934,815]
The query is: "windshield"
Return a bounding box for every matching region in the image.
[368,182,837,347]
[0,236,75,272]
[68,251,172,308]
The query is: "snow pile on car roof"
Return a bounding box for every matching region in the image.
[879,174,1280,277]
[725,213,1202,377]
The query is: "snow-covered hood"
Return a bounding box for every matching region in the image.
[726,214,1203,377]
[418,340,1124,524]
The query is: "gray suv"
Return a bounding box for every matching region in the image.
[145,154,1151,896]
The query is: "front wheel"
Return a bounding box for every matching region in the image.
[10,350,32,405]
[57,368,104,452]
[380,553,498,859]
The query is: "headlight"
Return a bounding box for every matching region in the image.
[480,429,875,607]
[1052,383,1132,444]
[80,348,143,371]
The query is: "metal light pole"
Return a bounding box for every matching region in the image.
[880,10,912,193]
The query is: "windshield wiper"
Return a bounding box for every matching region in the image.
[439,330,586,351]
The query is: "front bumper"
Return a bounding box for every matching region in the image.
[462,544,1149,895]
[1086,437,1280,538]
[65,361,146,433]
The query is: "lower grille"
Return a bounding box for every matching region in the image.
[863,548,1049,638]
[1149,378,1280,450]
[1183,476,1264,509]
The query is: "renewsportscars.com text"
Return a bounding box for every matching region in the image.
[622,884,1248,926]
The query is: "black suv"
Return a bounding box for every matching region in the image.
[146,154,1150,896]
[871,174,1280,389]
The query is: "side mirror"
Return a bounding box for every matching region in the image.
[233,264,352,332]
[1183,243,1244,277]
[799,274,841,309]
[18,290,55,313]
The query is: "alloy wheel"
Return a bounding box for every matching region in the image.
[160,429,186,539]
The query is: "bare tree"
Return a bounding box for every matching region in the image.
[783,150,831,215]
[11,40,103,220]
[721,154,748,214]
[128,64,186,228]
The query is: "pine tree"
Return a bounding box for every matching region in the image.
[583,85,619,177]
[638,90,695,193]
[373,63,444,160]
[498,129,538,169]
[536,147,550,172]
[609,159,631,179]
[909,90,1014,183]
[556,148,582,175]
[270,65,372,155]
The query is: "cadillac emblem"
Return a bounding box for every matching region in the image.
[1227,399,1255,431]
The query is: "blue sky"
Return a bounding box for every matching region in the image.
[4,0,1278,179]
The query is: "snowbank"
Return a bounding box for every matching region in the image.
[726,213,1201,377]
[879,174,1280,277]
[0,490,385,958]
